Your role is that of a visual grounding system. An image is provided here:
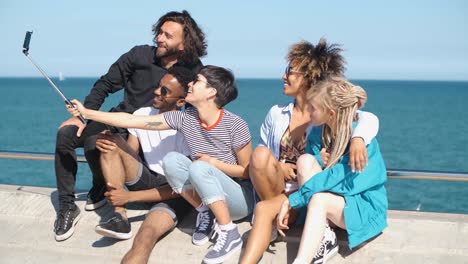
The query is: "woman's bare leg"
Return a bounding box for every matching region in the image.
[249,146,286,200]
[240,194,288,264]
[295,192,345,263]
[294,154,346,263]
[296,154,323,186]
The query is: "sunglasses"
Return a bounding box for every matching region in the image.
[285,65,303,78]
[193,76,212,87]
[158,86,185,99]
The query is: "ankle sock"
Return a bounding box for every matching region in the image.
[218,221,236,231]
[196,204,209,212]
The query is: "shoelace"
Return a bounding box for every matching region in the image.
[314,240,327,258]
[325,226,336,241]
[212,230,228,252]
[313,225,335,259]
[196,211,211,232]
[54,211,71,231]
[105,215,122,224]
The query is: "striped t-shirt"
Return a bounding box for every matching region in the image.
[163,107,251,165]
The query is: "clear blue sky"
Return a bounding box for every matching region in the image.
[1,0,467,80]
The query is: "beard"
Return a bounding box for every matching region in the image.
[156,45,181,59]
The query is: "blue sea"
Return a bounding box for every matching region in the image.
[1,77,468,214]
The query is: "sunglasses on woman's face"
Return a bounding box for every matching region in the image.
[285,65,303,78]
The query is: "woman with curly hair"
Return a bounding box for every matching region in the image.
[241,39,380,263]
[249,39,378,203]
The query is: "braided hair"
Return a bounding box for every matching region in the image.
[307,77,367,168]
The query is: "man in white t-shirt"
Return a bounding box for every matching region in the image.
[93,66,196,263]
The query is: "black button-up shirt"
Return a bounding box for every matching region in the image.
[84,45,202,114]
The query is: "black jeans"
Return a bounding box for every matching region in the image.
[54,120,127,209]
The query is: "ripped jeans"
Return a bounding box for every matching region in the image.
[162,151,254,221]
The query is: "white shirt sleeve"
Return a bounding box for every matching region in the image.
[352,110,379,145]
[127,127,137,136]
[128,107,151,137]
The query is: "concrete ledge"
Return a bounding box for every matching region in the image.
[1,184,467,263]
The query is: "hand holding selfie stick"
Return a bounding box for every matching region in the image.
[22,31,86,124]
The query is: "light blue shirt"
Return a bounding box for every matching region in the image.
[258,102,380,160]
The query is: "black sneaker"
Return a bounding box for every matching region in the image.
[54,206,81,241]
[85,185,107,211]
[312,225,339,264]
[95,213,132,240]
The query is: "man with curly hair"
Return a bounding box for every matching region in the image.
[53,10,206,242]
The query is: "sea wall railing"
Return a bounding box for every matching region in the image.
[0,150,87,163]
[1,150,468,181]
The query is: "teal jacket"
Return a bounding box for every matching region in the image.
[288,125,388,249]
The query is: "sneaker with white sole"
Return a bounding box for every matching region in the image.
[192,209,215,246]
[203,226,243,264]
[312,225,339,264]
[54,205,81,241]
[95,213,132,240]
[85,185,107,211]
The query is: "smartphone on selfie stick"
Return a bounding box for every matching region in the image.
[22,31,86,124]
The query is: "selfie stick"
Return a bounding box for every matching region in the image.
[22,31,86,124]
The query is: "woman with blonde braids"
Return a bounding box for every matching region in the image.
[276,78,388,264]
[241,39,380,264]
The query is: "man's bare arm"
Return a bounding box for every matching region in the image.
[67,99,170,130]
